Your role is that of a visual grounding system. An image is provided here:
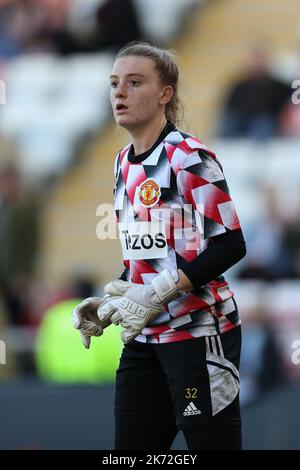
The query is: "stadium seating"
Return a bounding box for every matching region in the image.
[133,0,202,44]
[0,1,202,185]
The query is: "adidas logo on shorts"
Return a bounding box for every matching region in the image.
[183,402,201,416]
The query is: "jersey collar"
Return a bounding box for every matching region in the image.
[127,121,177,164]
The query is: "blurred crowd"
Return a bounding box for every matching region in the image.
[237,184,300,281]
[0,0,142,60]
[0,0,144,332]
[219,42,300,139]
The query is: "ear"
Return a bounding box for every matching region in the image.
[159,85,174,106]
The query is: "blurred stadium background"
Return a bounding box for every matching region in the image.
[0,0,300,450]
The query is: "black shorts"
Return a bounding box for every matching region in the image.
[115,326,241,431]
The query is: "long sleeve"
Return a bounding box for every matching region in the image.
[176,150,245,289]
[180,228,246,289]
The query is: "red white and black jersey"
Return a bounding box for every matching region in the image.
[113,124,241,344]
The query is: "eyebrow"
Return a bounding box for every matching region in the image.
[110,73,146,79]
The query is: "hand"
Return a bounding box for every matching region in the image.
[71,280,133,349]
[72,296,110,349]
[97,270,181,344]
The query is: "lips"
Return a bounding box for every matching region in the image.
[116,103,128,113]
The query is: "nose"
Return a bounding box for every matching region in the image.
[114,82,127,99]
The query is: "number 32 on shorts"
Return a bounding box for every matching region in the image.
[185,387,198,399]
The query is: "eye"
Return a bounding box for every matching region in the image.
[130,80,140,87]
[110,80,118,88]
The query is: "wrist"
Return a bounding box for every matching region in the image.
[176,269,194,293]
[151,269,181,303]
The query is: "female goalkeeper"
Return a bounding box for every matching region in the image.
[73,41,246,450]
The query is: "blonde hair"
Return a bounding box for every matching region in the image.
[116,41,183,124]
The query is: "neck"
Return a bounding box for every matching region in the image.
[130,115,168,155]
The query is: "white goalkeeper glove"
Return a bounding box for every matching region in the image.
[71,280,132,349]
[97,269,181,344]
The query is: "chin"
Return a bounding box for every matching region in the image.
[115,116,131,129]
[116,118,141,132]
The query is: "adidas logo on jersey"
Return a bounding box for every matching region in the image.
[183,402,201,416]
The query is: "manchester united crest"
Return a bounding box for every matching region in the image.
[138,178,161,207]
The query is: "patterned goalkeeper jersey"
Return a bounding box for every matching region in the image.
[113,124,241,344]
